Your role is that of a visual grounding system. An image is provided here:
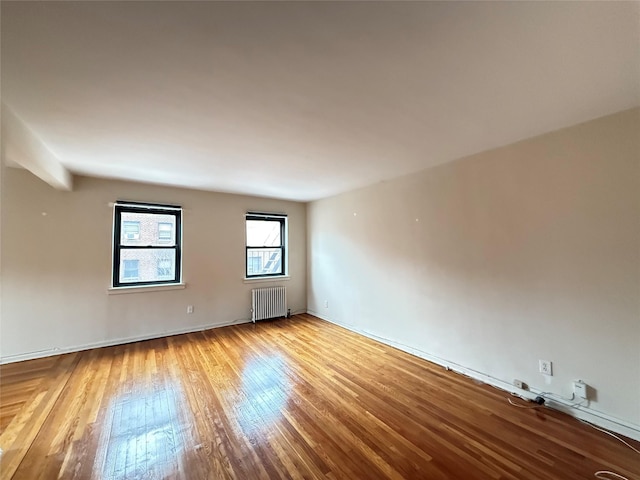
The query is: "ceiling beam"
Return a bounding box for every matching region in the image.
[1,103,72,191]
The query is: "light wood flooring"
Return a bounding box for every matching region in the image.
[1,314,638,479]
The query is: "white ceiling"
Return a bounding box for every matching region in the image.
[2,1,639,201]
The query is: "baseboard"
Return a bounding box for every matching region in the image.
[0,317,253,364]
[308,309,640,443]
[0,309,311,364]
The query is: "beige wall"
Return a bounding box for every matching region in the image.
[2,108,638,433]
[0,173,306,360]
[307,108,640,428]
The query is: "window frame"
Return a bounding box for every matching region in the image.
[245,213,287,279]
[112,201,182,288]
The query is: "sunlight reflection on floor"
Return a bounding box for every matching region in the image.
[95,384,185,480]
[237,354,290,435]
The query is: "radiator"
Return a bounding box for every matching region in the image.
[251,286,287,322]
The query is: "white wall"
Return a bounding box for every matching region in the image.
[0,172,306,361]
[307,108,640,431]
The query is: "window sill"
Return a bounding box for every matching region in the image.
[243,276,290,284]
[108,283,186,295]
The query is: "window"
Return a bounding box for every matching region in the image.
[123,221,140,241]
[247,255,262,274]
[113,201,182,287]
[245,213,286,278]
[158,222,173,243]
[157,258,173,279]
[123,260,139,280]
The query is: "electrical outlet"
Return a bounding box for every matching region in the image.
[539,360,552,376]
[324,300,329,308]
[573,380,588,400]
[187,305,194,314]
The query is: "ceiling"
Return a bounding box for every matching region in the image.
[2,1,639,202]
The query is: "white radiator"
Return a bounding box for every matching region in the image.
[251,286,287,322]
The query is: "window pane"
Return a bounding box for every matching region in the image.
[246,220,281,247]
[122,221,140,241]
[156,257,173,279]
[121,212,176,246]
[158,222,173,243]
[123,259,139,280]
[247,248,282,276]
[119,249,176,283]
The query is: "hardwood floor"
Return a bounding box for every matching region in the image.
[1,314,638,479]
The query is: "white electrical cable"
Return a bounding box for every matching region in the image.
[537,390,576,402]
[583,419,639,480]
[507,391,549,408]
[514,390,589,410]
[507,392,585,409]
[568,399,589,409]
[594,471,630,480]
[506,396,639,480]
[579,420,640,456]
[507,397,544,409]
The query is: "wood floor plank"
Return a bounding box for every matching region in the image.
[0,353,80,479]
[1,314,639,480]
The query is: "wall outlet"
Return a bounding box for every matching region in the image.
[513,379,527,390]
[573,380,588,400]
[324,300,329,308]
[539,360,552,376]
[187,305,194,314]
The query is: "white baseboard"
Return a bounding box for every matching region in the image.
[308,309,640,443]
[0,309,310,364]
[0,318,252,364]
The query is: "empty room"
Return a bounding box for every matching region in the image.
[1,1,639,479]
